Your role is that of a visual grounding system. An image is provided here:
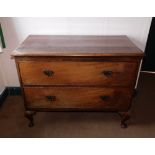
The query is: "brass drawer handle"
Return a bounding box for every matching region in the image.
[102,71,113,77]
[43,70,54,77]
[100,95,110,101]
[46,96,56,102]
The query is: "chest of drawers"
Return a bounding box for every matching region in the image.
[12,35,143,128]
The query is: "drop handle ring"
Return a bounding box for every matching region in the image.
[100,95,110,101]
[102,70,113,77]
[46,96,56,102]
[43,70,54,77]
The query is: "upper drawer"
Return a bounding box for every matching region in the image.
[18,60,138,86]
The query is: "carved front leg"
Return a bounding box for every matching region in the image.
[25,111,36,127]
[118,112,130,128]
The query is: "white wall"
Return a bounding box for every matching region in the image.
[0,17,152,87]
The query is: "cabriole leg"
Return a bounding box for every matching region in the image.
[25,111,36,127]
[118,112,130,128]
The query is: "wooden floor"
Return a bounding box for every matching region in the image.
[0,73,155,138]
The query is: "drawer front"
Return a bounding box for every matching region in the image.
[19,61,138,86]
[24,87,132,110]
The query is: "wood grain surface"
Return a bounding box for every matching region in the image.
[12,35,144,57]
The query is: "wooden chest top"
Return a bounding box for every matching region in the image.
[12,35,143,57]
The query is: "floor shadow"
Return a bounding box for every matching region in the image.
[131,72,155,125]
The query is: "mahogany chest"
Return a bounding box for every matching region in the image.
[12,35,144,128]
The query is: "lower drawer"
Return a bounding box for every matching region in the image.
[24,87,132,110]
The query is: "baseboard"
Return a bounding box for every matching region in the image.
[141,71,155,74]
[7,87,21,96]
[0,87,21,106]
